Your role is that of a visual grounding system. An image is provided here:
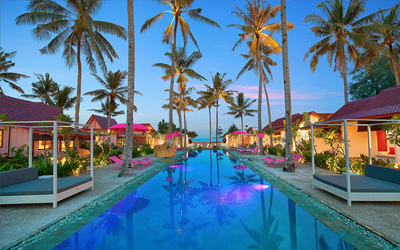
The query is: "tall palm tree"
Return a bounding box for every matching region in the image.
[303,0,383,103]
[363,4,400,86]
[236,41,277,145]
[22,73,59,105]
[154,46,206,146]
[16,0,127,132]
[140,0,220,134]
[223,92,257,132]
[198,72,234,145]
[0,47,29,94]
[88,97,126,117]
[228,0,293,154]
[181,86,198,147]
[52,86,76,114]
[281,0,295,172]
[197,96,216,144]
[119,0,135,177]
[84,70,133,129]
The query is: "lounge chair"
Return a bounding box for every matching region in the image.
[109,156,148,170]
[239,147,260,154]
[262,154,304,168]
[118,154,153,166]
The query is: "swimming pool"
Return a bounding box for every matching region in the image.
[54,150,354,249]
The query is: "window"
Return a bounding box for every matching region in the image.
[61,141,73,151]
[38,141,51,150]
[0,129,3,147]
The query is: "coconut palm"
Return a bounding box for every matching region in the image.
[153,46,206,146]
[88,97,126,117]
[228,0,293,154]
[140,0,220,134]
[363,4,400,86]
[181,87,198,147]
[237,41,278,146]
[16,0,127,130]
[52,86,76,114]
[303,0,384,103]
[22,73,59,105]
[281,0,295,171]
[0,47,29,94]
[197,96,216,144]
[84,70,139,129]
[223,92,257,132]
[198,72,235,145]
[119,0,135,177]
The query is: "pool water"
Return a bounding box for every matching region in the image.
[54,150,354,250]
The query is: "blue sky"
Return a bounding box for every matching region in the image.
[0,0,397,138]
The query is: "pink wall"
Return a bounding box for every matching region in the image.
[0,126,48,156]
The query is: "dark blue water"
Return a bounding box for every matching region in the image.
[54,150,354,250]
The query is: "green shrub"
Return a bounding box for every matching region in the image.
[35,155,88,177]
[141,143,154,155]
[267,146,285,157]
[94,153,109,167]
[0,145,29,172]
[360,154,397,168]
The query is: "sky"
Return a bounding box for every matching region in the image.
[0,0,397,138]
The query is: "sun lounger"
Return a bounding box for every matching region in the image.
[229,147,237,151]
[262,154,303,168]
[118,154,153,167]
[110,156,148,170]
[313,164,400,206]
[239,147,259,154]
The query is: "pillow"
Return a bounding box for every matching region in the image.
[389,147,395,155]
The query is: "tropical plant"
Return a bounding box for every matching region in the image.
[362,3,400,86]
[223,92,257,131]
[55,113,73,159]
[197,72,235,144]
[381,114,400,147]
[89,97,126,117]
[228,0,293,154]
[51,85,76,113]
[0,47,29,94]
[16,0,127,131]
[303,0,384,104]
[119,0,135,177]
[0,145,28,172]
[157,118,177,134]
[196,95,216,144]
[186,131,198,138]
[22,73,58,104]
[140,0,220,134]
[154,46,205,147]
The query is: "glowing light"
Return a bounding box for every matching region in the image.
[169,165,180,168]
[252,184,270,190]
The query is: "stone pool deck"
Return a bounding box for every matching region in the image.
[1,150,399,249]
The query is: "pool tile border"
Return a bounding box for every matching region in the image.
[232,152,399,250]
[3,156,182,250]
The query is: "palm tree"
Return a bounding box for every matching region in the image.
[281,0,295,171]
[52,86,76,114]
[197,96,216,144]
[84,70,134,129]
[16,0,127,131]
[223,92,257,132]
[181,86,198,147]
[88,97,126,117]
[22,73,59,105]
[303,0,383,103]
[153,46,206,146]
[228,0,293,154]
[119,0,135,177]
[363,4,400,86]
[198,72,235,145]
[0,47,29,94]
[140,0,220,134]
[237,41,278,146]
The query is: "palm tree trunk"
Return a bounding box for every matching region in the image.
[216,99,219,145]
[107,100,112,142]
[74,35,82,151]
[179,90,183,148]
[119,0,135,177]
[169,20,178,135]
[209,106,212,145]
[263,79,273,147]
[389,44,400,86]
[256,38,264,155]
[281,0,295,172]
[183,108,187,148]
[241,115,243,131]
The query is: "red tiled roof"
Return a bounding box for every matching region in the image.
[326,85,400,121]
[0,95,60,122]
[262,113,303,132]
[90,114,117,129]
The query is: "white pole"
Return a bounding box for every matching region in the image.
[53,121,58,208]
[343,120,351,206]
[367,125,372,164]
[29,127,33,168]
[311,125,315,176]
[90,126,94,190]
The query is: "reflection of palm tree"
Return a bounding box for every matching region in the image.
[224,171,259,200]
[288,198,297,250]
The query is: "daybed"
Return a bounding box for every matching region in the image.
[313,164,400,206]
[0,167,93,207]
